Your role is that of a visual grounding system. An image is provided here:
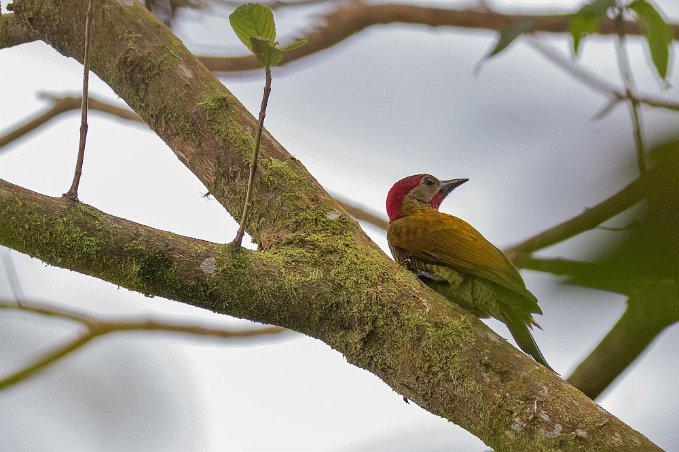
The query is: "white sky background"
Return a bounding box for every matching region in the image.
[2,0,679,450]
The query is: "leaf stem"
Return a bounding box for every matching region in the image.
[232,67,272,248]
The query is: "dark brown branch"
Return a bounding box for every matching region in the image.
[198,3,679,72]
[0,300,287,389]
[567,284,679,399]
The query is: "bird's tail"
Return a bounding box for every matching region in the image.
[502,312,553,372]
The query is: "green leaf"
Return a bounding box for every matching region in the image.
[281,39,308,52]
[229,3,276,52]
[569,0,616,55]
[485,18,537,59]
[629,0,673,79]
[251,36,283,67]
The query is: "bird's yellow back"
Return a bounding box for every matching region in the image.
[387,209,539,311]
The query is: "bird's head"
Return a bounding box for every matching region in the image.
[386,174,468,222]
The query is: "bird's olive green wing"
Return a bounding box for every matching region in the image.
[387,211,540,311]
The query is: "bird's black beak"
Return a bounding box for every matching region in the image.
[440,178,469,195]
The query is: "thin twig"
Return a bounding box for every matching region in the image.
[232,67,272,248]
[614,7,647,176]
[0,300,288,390]
[0,95,142,150]
[527,38,679,114]
[0,331,98,390]
[64,0,95,201]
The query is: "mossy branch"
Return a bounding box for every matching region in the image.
[0,177,661,451]
[2,0,662,448]
[0,12,38,49]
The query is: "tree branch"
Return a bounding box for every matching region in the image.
[526,39,679,114]
[0,300,287,390]
[1,0,661,448]
[506,175,647,256]
[0,177,660,450]
[511,253,602,277]
[0,94,141,150]
[567,284,679,400]
[198,3,679,72]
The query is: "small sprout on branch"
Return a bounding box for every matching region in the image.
[228,3,306,248]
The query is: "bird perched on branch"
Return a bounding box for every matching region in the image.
[386,174,551,370]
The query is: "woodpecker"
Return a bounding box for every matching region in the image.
[386,174,551,370]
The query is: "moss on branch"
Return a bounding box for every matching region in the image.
[0,179,660,451]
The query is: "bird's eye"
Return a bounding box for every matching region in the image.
[423,177,435,186]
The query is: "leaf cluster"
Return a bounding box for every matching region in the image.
[485,0,673,81]
[571,0,672,80]
[229,3,307,69]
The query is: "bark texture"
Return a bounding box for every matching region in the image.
[0,0,661,449]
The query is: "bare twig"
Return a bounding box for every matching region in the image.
[0,95,141,150]
[527,38,679,114]
[232,68,272,248]
[614,8,647,176]
[64,0,95,201]
[0,300,288,390]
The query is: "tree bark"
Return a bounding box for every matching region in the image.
[0,0,661,449]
